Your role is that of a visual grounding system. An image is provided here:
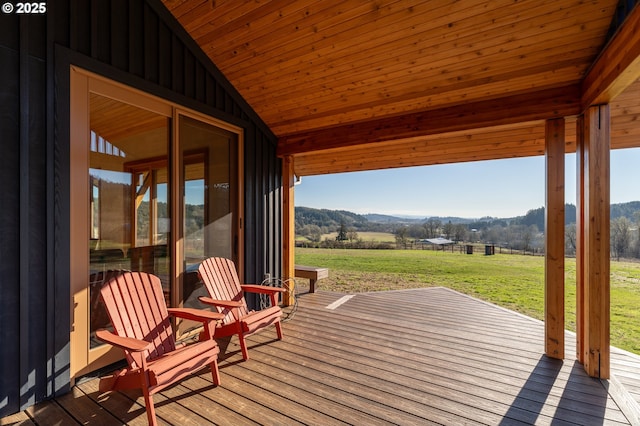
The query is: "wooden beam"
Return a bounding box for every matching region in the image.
[575,115,585,365]
[277,85,581,157]
[545,118,565,360]
[294,135,546,176]
[582,3,640,109]
[292,119,579,177]
[282,155,296,306]
[581,105,611,379]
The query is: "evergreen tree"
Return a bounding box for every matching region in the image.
[336,220,348,241]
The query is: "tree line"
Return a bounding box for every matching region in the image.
[392,218,544,253]
[296,203,640,259]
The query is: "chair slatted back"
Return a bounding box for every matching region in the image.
[100,271,175,366]
[90,269,127,333]
[198,257,250,326]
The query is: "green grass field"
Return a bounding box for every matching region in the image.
[295,247,640,354]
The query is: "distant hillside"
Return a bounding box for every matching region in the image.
[508,204,577,231]
[611,201,640,220]
[296,202,640,233]
[363,213,423,224]
[295,207,368,229]
[363,213,478,224]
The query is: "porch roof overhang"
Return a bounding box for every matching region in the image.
[164,0,640,177]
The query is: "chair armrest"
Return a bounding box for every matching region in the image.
[241,284,287,294]
[198,296,244,308]
[168,307,225,323]
[95,329,150,352]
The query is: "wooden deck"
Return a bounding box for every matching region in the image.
[4,287,640,425]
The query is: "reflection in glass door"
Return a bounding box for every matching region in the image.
[177,114,239,334]
[87,94,170,355]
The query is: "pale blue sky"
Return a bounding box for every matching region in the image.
[294,147,640,219]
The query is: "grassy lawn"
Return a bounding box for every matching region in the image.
[295,247,640,354]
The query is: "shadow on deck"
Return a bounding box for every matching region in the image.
[3,287,640,425]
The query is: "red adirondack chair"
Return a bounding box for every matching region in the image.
[96,271,225,426]
[198,257,286,360]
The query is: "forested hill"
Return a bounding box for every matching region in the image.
[295,207,371,230]
[611,201,640,221]
[295,206,491,234]
[295,207,398,233]
[512,201,640,231]
[296,201,640,233]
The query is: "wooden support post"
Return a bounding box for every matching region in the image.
[282,156,296,306]
[580,105,611,379]
[575,115,585,364]
[545,118,565,359]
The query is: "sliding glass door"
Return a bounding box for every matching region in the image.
[70,68,243,378]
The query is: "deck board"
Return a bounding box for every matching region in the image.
[4,287,640,425]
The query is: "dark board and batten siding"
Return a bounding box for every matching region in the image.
[0,0,281,418]
[0,11,51,418]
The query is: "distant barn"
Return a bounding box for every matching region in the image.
[425,237,455,246]
[423,237,455,251]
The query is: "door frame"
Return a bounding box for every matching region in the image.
[172,108,245,312]
[69,67,244,379]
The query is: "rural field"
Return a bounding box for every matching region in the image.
[294,247,640,355]
[318,231,396,242]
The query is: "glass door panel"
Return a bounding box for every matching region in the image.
[177,115,238,335]
[88,93,170,350]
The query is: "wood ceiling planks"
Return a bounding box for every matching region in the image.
[231,5,607,102]
[293,78,640,176]
[162,0,640,175]
[89,94,168,143]
[611,78,640,150]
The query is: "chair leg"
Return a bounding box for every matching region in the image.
[236,321,250,360]
[210,360,221,385]
[275,321,284,340]
[136,366,158,426]
[238,333,250,360]
[143,392,157,426]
